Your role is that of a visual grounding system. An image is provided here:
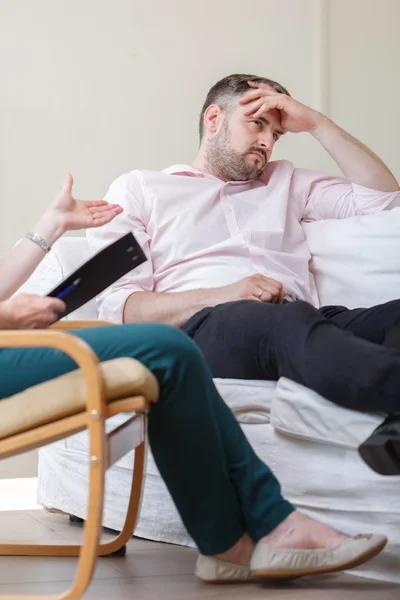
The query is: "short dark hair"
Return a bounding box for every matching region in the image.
[199,73,290,141]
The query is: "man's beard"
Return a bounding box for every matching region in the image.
[204,124,267,182]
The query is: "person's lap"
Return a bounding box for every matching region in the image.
[182,300,283,379]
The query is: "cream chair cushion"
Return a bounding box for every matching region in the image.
[0,358,159,440]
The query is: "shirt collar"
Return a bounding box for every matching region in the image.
[162,164,261,185]
[162,164,213,178]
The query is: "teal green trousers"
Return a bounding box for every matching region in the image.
[0,323,293,555]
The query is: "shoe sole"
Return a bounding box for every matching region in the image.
[196,575,253,585]
[250,537,387,581]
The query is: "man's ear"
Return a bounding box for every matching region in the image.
[203,104,223,135]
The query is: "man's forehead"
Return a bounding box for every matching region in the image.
[260,107,282,125]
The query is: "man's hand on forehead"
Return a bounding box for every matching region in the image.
[239,80,324,135]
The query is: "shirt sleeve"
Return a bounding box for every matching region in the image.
[294,168,400,221]
[86,171,154,323]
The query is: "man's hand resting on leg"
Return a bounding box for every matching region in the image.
[123,274,284,327]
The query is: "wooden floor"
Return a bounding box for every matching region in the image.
[0,509,398,599]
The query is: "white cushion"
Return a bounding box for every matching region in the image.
[271,377,383,449]
[16,249,62,296]
[53,236,91,275]
[214,378,276,424]
[303,208,400,308]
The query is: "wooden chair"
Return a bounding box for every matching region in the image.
[0,321,159,599]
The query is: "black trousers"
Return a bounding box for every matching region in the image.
[182,299,400,414]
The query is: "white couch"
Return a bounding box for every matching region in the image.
[19,211,400,583]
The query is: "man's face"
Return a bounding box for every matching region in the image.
[204,98,283,182]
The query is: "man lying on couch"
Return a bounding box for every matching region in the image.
[87,73,400,475]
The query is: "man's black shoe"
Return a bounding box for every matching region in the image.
[358,414,400,475]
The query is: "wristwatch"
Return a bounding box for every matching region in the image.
[25,232,51,253]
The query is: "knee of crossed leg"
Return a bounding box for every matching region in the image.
[276,300,325,346]
[280,300,320,324]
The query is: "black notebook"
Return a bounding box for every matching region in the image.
[47,232,146,319]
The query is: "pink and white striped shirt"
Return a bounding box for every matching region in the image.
[86,160,399,323]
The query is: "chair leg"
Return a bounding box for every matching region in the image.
[63,416,106,600]
[67,517,127,557]
[0,437,146,559]
[0,421,147,598]
[98,434,147,557]
[0,416,106,600]
[67,436,147,558]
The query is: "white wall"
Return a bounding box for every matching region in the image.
[0,0,399,253]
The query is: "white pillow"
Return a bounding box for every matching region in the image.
[16,248,62,296]
[303,208,400,308]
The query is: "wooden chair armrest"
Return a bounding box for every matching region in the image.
[51,320,113,330]
[0,329,105,413]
